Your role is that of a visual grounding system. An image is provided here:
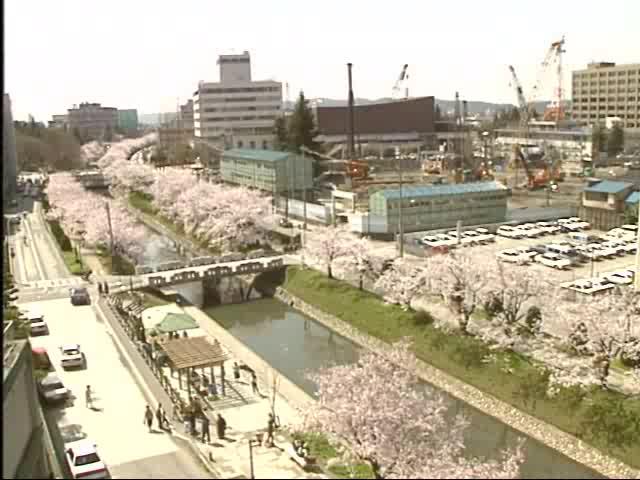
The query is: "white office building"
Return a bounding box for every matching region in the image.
[193,51,282,149]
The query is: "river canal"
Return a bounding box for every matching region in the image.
[204,298,602,479]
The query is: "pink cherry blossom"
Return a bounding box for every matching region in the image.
[305,340,524,479]
[302,226,353,279]
[374,258,431,310]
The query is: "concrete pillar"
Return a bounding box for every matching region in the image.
[220,364,226,396]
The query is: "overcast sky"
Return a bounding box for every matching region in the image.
[5,0,640,121]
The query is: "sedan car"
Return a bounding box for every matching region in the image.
[514,224,543,238]
[60,344,85,370]
[496,226,524,239]
[70,287,90,306]
[535,252,572,270]
[536,222,561,235]
[23,311,48,336]
[603,269,634,285]
[38,373,70,405]
[497,249,531,265]
[474,228,496,242]
[65,440,109,479]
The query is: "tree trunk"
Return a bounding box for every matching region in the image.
[327,265,333,279]
[358,275,363,290]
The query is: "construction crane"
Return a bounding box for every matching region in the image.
[529,36,566,122]
[300,146,370,182]
[508,65,530,123]
[392,64,409,100]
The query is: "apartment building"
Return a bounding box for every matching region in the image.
[117,109,139,133]
[193,51,282,149]
[67,102,118,140]
[180,100,194,134]
[3,327,60,479]
[48,114,69,129]
[571,62,640,130]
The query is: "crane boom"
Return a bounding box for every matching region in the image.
[392,64,409,99]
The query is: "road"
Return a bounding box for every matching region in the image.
[12,201,212,479]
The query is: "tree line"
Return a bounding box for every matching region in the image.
[14,116,83,172]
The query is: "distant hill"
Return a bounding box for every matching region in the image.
[284,98,552,117]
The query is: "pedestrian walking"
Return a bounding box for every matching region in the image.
[98,283,103,296]
[265,413,275,447]
[156,405,164,431]
[251,372,260,396]
[85,385,93,408]
[201,414,211,443]
[144,405,154,432]
[104,282,109,295]
[233,362,240,381]
[216,413,227,440]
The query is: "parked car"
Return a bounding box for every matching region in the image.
[565,278,615,295]
[189,256,216,267]
[23,310,48,336]
[536,222,561,234]
[461,230,484,245]
[559,222,582,233]
[247,249,267,259]
[623,241,638,254]
[529,244,548,255]
[70,287,90,306]
[497,249,531,265]
[603,269,634,285]
[496,226,524,239]
[587,243,617,259]
[514,224,543,238]
[574,245,601,261]
[420,235,441,246]
[600,240,628,256]
[60,344,85,370]
[38,373,70,405]
[536,252,572,269]
[474,228,496,242]
[279,218,293,228]
[605,228,635,242]
[220,252,245,262]
[65,440,109,479]
[514,246,539,261]
[620,224,639,234]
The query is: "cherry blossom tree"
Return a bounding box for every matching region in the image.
[481,261,550,347]
[374,258,431,310]
[335,235,381,290]
[102,158,156,195]
[429,252,491,335]
[556,289,640,388]
[305,341,524,479]
[302,226,352,279]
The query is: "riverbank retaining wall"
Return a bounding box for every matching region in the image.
[273,284,637,479]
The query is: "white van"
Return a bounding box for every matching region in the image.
[546,243,574,256]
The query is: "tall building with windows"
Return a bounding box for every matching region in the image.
[571,62,640,130]
[67,102,118,140]
[193,51,282,149]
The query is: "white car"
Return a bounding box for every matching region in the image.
[475,228,496,242]
[564,278,615,295]
[460,231,484,245]
[22,310,48,336]
[620,224,639,234]
[623,241,638,254]
[536,252,572,270]
[60,344,85,369]
[600,240,628,256]
[574,245,601,260]
[496,226,524,239]
[587,243,617,259]
[603,269,634,285]
[65,440,109,479]
[434,234,458,247]
[572,221,591,230]
[605,228,635,242]
[514,246,539,261]
[514,224,543,238]
[536,222,561,234]
[420,235,441,246]
[497,249,531,265]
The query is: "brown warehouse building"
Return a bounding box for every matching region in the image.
[314,96,437,150]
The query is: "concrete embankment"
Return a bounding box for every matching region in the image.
[273,287,638,479]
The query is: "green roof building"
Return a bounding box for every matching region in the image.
[221,148,314,194]
[117,109,138,132]
[369,181,510,234]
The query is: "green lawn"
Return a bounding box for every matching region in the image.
[283,266,640,470]
[62,251,88,276]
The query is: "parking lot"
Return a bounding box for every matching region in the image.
[408,225,637,287]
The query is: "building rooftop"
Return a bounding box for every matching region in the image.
[625,191,640,205]
[375,181,509,200]
[223,149,290,163]
[583,180,634,194]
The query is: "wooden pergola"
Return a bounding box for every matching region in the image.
[160,337,230,397]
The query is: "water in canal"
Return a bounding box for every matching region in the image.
[205,298,603,479]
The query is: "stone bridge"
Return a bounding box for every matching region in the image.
[119,255,292,290]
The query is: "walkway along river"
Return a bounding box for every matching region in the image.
[203,298,602,479]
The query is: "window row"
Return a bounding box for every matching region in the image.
[199,86,281,94]
[203,105,280,113]
[202,115,278,122]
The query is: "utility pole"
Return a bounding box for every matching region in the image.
[635,199,640,291]
[104,202,115,272]
[398,155,404,258]
[302,149,308,233]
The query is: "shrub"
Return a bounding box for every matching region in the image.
[453,339,488,370]
[581,394,640,451]
[413,310,435,327]
[483,294,503,319]
[48,220,72,251]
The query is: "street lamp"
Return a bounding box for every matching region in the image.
[248,437,260,479]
